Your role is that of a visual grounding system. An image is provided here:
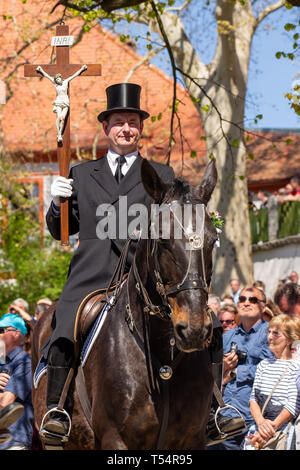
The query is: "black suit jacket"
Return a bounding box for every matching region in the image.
[41,154,174,357]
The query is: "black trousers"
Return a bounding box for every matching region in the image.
[48,338,74,368]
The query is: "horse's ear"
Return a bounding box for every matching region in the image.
[141,159,168,202]
[196,158,218,205]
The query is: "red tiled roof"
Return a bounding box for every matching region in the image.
[245,131,300,191]
[2,3,205,173]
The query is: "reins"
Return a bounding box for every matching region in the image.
[124,224,213,449]
[74,200,214,450]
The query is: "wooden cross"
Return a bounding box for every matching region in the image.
[24,24,101,246]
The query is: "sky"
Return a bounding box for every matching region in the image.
[106,2,300,132]
[246,6,300,130]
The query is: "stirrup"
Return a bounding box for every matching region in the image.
[206,404,247,447]
[40,408,72,449]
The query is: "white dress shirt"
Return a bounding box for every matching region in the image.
[106,149,138,177]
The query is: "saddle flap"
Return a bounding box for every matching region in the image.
[77,293,107,342]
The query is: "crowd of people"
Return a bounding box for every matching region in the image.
[207,274,300,450]
[249,175,300,211]
[0,298,52,450]
[0,271,299,451]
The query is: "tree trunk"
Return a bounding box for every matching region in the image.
[149,1,257,295]
[203,0,256,294]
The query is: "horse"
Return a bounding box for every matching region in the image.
[31,158,219,450]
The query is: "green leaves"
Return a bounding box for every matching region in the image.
[0,172,72,311]
[254,114,263,124]
[284,23,296,31]
[201,104,210,112]
[150,112,163,122]
[0,209,72,312]
[120,34,130,42]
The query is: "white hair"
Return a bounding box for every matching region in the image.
[208,294,221,305]
[12,298,29,311]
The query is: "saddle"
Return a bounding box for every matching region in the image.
[73,274,128,346]
[74,238,133,346]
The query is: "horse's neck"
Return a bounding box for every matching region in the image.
[128,264,172,362]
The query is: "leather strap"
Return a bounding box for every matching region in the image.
[75,366,93,428]
[213,381,226,408]
[262,367,290,416]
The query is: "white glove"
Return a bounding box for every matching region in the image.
[51,176,73,206]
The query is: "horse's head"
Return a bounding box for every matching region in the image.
[141,159,218,353]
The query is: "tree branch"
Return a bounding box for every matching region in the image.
[255,0,286,29]
[51,0,148,14]
[150,0,178,165]
[124,45,165,82]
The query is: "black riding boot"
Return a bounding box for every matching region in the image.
[39,339,75,449]
[206,362,246,445]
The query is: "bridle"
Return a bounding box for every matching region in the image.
[132,200,210,321]
[123,199,214,449]
[111,199,214,450]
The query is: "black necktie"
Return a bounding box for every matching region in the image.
[115,155,126,183]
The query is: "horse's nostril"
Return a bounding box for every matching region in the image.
[175,322,188,341]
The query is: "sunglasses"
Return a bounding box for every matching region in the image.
[238,295,263,304]
[220,319,235,325]
[0,327,17,334]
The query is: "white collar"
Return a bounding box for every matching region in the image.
[107,149,138,166]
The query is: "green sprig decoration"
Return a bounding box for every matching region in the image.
[210,211,224,229]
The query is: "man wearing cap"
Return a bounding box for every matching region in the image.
[39,83,175,446]
[0,314,34,450]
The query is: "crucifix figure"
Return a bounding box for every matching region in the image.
[36,64,87,143]
[24,24,101,245]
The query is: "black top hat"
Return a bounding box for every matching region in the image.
[97,83,149,122]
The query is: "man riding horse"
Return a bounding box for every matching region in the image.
[39,83,244,448]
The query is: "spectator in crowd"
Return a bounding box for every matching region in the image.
[289,271,299,285]
[0,314,34,450]
[207,294,221,317]
[274,283,300,319]
[8,298,29,319]
[8,297,53,355]
[229,279,241,304]
[253,280,265,293]
[221,295,235,306]
[212,285,274,450]
[246,314,300,450]
[8,298,33,354]
[256,190,269,209]
[34,298,53,323]
[262,298,281,323]
[11,297,53,327]
[288,176,300,199]
[278,176,300,202]
[219,304,239,333]
[276,278,292,291]
[248,191,255,210]
[278,182,292,197]
[8,298,32,327]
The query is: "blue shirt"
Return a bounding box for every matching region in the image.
[222,320,274,425]
[0,346,34,449]
[230,288,241,305]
